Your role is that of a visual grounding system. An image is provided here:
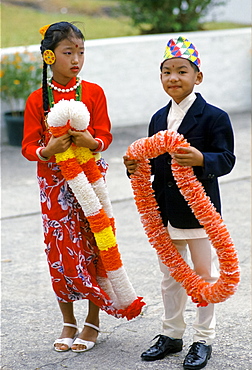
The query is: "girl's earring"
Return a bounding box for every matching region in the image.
[43,50,56,65]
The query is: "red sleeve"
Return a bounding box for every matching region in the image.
[82,81,112,151]
[22,88,48,162]
[22,81,113,161]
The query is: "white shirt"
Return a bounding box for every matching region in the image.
[167,92,196,132]
[167,92,207,240]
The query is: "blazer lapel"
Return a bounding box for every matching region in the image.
[155,102,171,132]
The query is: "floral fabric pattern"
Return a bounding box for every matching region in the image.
[37,158,124,317]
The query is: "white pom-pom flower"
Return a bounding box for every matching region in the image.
[47,99,70,128]
[68,100,90,131]
[47,99,90,131]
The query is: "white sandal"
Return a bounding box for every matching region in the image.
[54,323,79,352]
[71,322,100,353]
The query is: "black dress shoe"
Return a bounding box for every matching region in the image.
[183,342,212,369]
[141,334,183,361]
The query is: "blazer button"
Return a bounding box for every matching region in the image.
[208,174,215,179]
[168,182,173,187]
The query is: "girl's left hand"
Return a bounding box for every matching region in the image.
[68,129,98,150]
[172,146,204,167]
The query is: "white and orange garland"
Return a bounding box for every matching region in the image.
[47,99,145,320]
[126,130,240,307]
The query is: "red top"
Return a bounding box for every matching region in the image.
[22,78,112,161]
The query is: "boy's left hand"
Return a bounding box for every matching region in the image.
[172,146,204,167]
[68,129,98,151]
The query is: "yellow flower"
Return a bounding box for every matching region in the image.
[14,53,22,63]
[39,24,51,39]
[13,80,20,85]
[0,71,4,78]
[94,226,117,251]
[74,147,93,164]
[55,147,76,162]
[29,54,37,62]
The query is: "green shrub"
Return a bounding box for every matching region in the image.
[119,0,227,33]
[1,51,42,112]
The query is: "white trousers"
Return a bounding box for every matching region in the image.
[158,238,219,345]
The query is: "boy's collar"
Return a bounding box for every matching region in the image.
[171,92,196,110]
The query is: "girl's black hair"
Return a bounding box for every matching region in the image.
[40,22,84,115]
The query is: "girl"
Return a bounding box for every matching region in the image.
[22,21,114,353]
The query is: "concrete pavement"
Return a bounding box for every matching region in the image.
[1,111,251,369]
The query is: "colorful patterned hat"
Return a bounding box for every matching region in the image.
[162,36,201,69]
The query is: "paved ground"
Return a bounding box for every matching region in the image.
[1,111,251,369]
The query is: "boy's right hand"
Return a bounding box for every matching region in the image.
[123,155,138,174]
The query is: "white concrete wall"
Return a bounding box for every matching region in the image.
[82,28,251,126]
[1,28,251,130]
[202,0,251,25]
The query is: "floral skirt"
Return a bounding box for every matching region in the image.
[37,158,121,317]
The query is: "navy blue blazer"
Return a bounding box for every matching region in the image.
[149,93,235,228]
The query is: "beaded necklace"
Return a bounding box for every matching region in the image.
[47,77,81,93]
[47,77,82,108]
[43,77,82,136]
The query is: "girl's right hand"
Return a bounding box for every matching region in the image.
[41,134,72,159]
[123,156,138,174]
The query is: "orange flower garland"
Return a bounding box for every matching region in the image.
[126,130,240,307]
[47,99,145,319]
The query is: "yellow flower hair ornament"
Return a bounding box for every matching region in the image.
[126,131,240,307]
[43,50,56,65]
[39,24,51,39]
[47,99,145,320]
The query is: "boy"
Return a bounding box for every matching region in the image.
[124,36,235,369]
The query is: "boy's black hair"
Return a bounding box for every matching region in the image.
[160,59,200,72]
[40,22,84,115]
